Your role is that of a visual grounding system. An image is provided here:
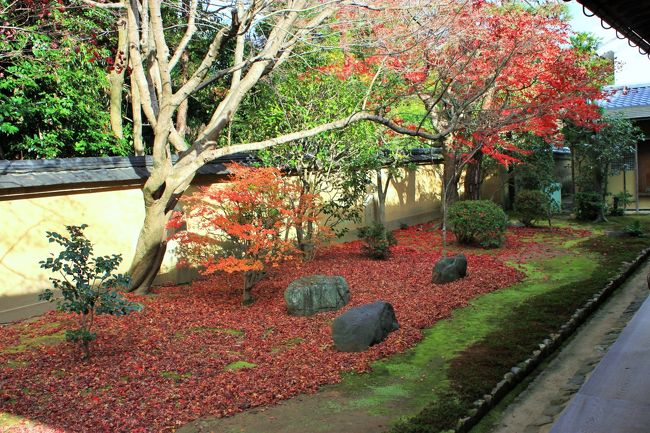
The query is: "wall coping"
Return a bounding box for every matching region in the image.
[0,148,442,195]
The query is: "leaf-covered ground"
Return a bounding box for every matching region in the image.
[0,224,587,433]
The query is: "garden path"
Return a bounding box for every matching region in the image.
[485,259,650,433]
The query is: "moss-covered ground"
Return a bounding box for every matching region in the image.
[378,216,650,433]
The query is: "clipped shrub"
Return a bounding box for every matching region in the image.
[624,220,644,237]
[39,225,142,358]
[514,189,550,227]
[357,222,397,259]
[391,393,466,433]
[610,192,632,216]
[447,200,508,248]
[574,191,602,221]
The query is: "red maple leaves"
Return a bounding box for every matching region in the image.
[0,225,586,432]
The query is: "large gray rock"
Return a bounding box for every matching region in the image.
[331,301,399,352]
[285,275,350,316]
[432,253,467,284]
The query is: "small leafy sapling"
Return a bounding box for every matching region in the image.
[39,225,142,359]
[357,222,397,259]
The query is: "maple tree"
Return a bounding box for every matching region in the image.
[328,1,609,250]
[8,1,609,291]
[168,164,319,304]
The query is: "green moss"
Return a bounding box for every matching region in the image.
[224,361,257,371]
[5,359,28,368]
[1,330,66,354]
[175,327,245,339]
[271,337,304,353]
[0,413,31,429]
[160,371,193,382]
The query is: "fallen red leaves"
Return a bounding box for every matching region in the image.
[0,225,588,432]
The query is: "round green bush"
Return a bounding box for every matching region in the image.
[574,191,602,221]
[514,190,549,227]
[447,200,508,248]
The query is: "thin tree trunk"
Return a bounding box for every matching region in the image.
[463,150,483,200]
[596,167,609,222]
[109,15,129,139]
[131,74,144,155]
[243,272,255,305]
[375,169,389,225]
[175,51,190,140]
[243,270,265,305]
[443,149,460,206]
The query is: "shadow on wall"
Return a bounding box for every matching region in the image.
[0,188,145,322]
[365,165,442,233]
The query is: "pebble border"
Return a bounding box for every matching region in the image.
[453,246,650,433]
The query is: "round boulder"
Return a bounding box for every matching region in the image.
[432,253,467,284]
[331,301,399,352]
[285,275,350,316]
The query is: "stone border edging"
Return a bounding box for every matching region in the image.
[453,246,650,433]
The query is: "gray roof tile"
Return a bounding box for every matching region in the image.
[601,83,650,109]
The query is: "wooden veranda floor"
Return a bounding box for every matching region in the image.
[550,292,650,433]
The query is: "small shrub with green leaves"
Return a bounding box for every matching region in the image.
[447,200,508,248]
[610,192,633,216]
[514,190,550,227]
[357,222,397,259]
[39,225,142,358]
[624,220,644,237]
[574,191,603,221]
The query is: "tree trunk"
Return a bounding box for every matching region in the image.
[595,167,609,222]
[131,74,145,155]
[463,150,483,200]
[443,150,460,207]
[243,270,265,305]
[109,16,128,139]
[128,198,170,294]
[243,272,255,305]
[128,112,191,294]
[375,169,388,225]
[175,51,190,140]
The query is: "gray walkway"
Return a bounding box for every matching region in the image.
[550,286,650,433]
[488,259,650,433]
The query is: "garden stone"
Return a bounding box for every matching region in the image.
[284,275,350,316]
[432,253,467,284]
[331,301,399,352]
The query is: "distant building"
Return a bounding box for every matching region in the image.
[601,83,650,211]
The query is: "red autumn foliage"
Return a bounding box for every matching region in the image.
[0,225,588,432]
[168,164,320,304]
[328,1,609,168]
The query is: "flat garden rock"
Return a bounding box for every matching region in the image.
[331,301,399,352]
[432,253,467,284]
[606,230,634,238]
[284,275,350,316]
